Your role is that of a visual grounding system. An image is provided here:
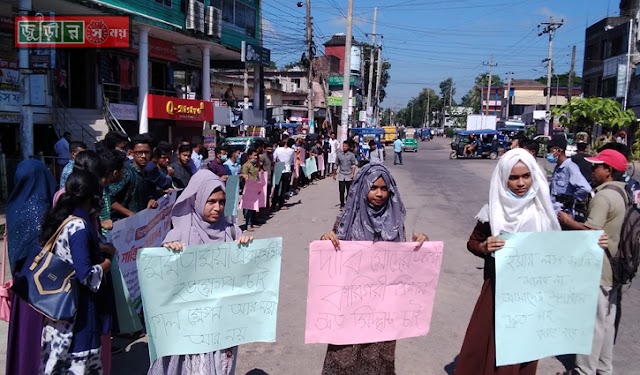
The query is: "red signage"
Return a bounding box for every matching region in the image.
[149,37,177,62]
[15,16,130,48]
[147,94,213,122]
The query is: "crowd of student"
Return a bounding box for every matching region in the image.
[2,127,636,375]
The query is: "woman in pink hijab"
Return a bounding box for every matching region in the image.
[148,169,253,375]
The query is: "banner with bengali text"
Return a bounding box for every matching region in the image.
[137,237,283,361]
[495,231,604,366]
[305,240,444,345]
[109,191,177,318]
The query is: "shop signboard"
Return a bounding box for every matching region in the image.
[328,75,355,86]
[0,112,20,123]
[242,41,271,67]
[15,16,130,48]
[327,96,342,106]
[0,66,19,91]
[147,94,213,122]
[149,37,177,62]
[0,90,20,112]
[203,128,216,158]
[110,103,138,121]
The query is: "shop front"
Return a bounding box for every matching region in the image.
[147,94,213,143]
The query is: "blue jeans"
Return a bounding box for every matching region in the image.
[394,152,403,164]
[244,209,255,227]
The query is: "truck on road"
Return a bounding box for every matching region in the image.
[382,126,398,145]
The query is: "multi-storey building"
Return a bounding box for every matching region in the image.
[2,0,261,159]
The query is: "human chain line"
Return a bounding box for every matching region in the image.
[316,244,443,278]
[171,272,272,302]
[139,241,282,280]
[315,305,425,333]
[148,301,278,339]
[317,275,437,311]
[502,249,602,272]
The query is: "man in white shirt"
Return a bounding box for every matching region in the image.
[328,133,339,174]
[273,138,295,210]
[191,136,204,170]
[368,140,384,164]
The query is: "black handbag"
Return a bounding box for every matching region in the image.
[12,216,81,321]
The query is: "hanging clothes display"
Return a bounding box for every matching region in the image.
[98,52,115,84]
[118,57,132,90]
[56,50,68,89]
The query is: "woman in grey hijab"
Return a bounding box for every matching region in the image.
[320,163,430,375]
[149,170,254,375]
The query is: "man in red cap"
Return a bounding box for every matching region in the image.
[558,148,628,375]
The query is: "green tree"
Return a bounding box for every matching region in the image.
[396,88,441,128]
[552,97,636,131]
[461,73,504,114]
[282,60,304,71]
[439,77,457,108]
[534,73,583,87]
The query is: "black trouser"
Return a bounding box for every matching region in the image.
[275,172,292,208]
[266,183,272,209]
[338,180,352,207]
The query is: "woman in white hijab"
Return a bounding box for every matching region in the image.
[454,149,569,375]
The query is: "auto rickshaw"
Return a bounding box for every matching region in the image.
[349,128,385,163]
[450,129,500,160]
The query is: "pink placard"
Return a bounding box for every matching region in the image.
[305,240,444,345]
[241,178,262,211]
[317,155,325,172]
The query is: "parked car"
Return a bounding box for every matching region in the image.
[402,138,419,152]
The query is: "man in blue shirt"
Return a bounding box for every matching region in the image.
[547,135,592,218]
[224,149,242,176]
[59,141,87,188]
[393,138,403,165]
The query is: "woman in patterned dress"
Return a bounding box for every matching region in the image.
[319,164,430,375]
[39,170,113,374]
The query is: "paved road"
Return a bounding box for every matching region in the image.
[2,137,639,374]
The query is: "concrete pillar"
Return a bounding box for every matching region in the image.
[202,45,211,102]
[19,0,33,159]
[138,26,150,134]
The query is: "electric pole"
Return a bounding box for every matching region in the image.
[624,19,633,111]
[374,43,383,127]
[482,55,497,117]
[568,44,577,135]
[505,71,514,119]
[366,7,377,120]
[340,0,354,142]
[423,91,430,127]
[539,16,563,136]
[410,102,414,126]
[568,45,576,101]
[306,0,315,134]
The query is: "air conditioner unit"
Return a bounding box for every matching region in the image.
[186,0,196,30]
[206,6,222,38]
[195,1,205,33]
[186,0,205,33]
